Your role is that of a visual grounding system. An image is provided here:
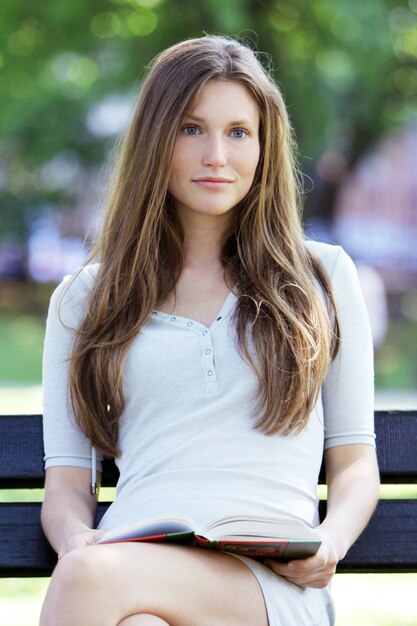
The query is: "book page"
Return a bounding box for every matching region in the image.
[98,516,195,544]
[203,515,317,541]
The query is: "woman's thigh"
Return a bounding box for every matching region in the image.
[118,616,169,626]
[41,543,269,626]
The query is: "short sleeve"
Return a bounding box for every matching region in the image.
[321,247,376,449]
[42,265,104,470]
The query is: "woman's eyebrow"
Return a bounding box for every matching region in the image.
[183,114,256,127]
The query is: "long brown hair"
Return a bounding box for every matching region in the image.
[66,35,340,457]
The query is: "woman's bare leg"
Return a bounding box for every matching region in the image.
[118,616,170,625]
[40,543,268,626]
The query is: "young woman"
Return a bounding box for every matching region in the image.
[40,35,379,626]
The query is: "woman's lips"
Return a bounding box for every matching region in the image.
[192,178,233,189]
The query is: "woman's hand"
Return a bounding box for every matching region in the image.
[58,528,106,560]
[264,531,339,589]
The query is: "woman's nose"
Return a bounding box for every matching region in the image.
[202,136,227,168]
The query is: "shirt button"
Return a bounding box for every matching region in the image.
[187,321,193,327]
[170,316,176,322]
[202,330,208,336]
[208,370,213,376]
[205,349,211,355]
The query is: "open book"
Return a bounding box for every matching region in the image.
[98,514,321,560]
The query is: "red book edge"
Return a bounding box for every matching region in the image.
[102,533,169,544]
[194,535,288,557]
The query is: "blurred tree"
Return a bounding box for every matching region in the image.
[0,0,416,255]
[250,0,417,222]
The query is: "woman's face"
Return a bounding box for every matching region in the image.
[168,79,260,224]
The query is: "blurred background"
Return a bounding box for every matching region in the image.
[0,0,416,624]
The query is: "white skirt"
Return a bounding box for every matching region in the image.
[230,554,335,626]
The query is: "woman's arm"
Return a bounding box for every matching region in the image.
[42,270,106,559]
[265,442,379,588]
[41,466,104,559]
[318,442,379,561]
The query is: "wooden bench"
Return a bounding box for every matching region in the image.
[0,410,416,577]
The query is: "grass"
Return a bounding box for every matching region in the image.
[0,578,49,626]
[0,314,44,383]
[375,319,417,390]
[332,574,417,626]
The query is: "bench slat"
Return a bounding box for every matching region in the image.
[1,411,417,487]
[0,415,119,488]
[0,503,108,577]
[319,499,417,573]
[1,500,416,576]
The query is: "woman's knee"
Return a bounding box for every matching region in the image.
[40,547,109,626]
[55,546,103,592]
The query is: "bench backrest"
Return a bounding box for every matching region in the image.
[0,411,416,576]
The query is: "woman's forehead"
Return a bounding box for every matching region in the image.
[184,79,260,120]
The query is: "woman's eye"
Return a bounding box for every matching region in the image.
[182,125,199,135]
[230,128,248,139]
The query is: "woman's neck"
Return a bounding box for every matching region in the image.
[180,215,229,271]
